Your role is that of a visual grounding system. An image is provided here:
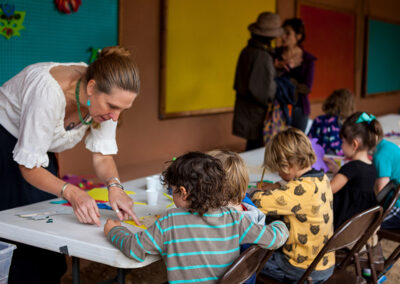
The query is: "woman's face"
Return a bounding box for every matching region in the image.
[87,81,137,123]
[282,26,300,47]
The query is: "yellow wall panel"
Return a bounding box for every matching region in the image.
[162,0,276,117]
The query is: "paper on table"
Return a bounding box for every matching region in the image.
[87,187,135,201]
[124,215,161,229]
[17,207,70,220]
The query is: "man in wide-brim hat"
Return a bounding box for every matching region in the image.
[233,12,283,151]
[248,12,284,37]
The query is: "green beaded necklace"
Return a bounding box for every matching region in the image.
[75,79,93,125]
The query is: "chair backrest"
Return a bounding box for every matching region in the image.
[217,245,274,284]
[297,206,383,284]
[376,181,400,220]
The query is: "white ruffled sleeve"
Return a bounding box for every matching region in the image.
[13,88,61,169]
[85,119,118,155]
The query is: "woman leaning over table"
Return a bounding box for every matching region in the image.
[0,46,140,283]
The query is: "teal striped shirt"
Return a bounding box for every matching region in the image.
[107,207,288,284]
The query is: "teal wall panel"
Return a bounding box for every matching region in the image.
[366,19,400,95]
[0,0,118,84]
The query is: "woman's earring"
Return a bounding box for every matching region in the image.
[87,99,91,106]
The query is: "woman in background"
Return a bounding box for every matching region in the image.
[275,18,316,132]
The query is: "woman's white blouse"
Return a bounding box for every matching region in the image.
[0,62,118,169]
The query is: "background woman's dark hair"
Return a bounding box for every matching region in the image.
[161,152,227,216]
[86,46,140,95]
[340,111,383,150]
[322,88,355,119]
[283,18,306,45]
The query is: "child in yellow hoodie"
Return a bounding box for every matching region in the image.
[250,128,334,283]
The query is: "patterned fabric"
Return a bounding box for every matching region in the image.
[251,170,335,270]
[385,206,400,222]
[107,207,288,284]
[263,100,287,145]
[309,114,342,155]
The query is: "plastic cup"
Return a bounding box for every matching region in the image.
[152,175,163,191]
[146,176,157,190]
[146,190,159,206]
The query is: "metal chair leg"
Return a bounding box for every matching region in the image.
[72,257,80,284]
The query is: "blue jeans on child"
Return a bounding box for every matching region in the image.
[261,251,334,284]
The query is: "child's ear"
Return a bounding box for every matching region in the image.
[179,186,189,201]
[352,138,360,150]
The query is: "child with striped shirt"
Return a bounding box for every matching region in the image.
[104,152,288,284]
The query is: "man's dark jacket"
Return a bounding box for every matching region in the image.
[233,38,276,140]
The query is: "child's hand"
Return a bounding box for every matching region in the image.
[257,182,281,191]
[323,157,340,174]
[104,218,121,237]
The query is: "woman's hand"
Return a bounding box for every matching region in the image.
[274,59,290,71]
[108,187,140,225]
[104,218,121,237]
[63,185,101,226]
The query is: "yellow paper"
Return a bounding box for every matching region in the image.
[87,187,135,201]
[124,215,161,230]
[124,220,147,230]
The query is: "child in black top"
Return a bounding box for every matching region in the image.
[325,112,382,230]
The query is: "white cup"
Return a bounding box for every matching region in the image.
[146,190,159,206]
[146,176,157,190]
[147,175,163,191]
[152,175,163,191]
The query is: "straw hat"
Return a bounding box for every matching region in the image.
[248,12,284,37]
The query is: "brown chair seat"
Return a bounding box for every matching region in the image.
[217,245,274,284]
[337,182,400,282]
[256,206,383,284]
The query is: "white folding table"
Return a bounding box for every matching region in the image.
[0,148,271,284]
[0,177,171,284]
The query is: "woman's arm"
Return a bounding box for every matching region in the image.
[19,165,101,226]
[92,153,140,224]
[330,173,348,194]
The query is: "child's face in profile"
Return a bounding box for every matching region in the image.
[278,165,297,181]
[341,138,356,159]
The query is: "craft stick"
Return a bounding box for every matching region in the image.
[259,167,266,188]
[134,202,147,206]
[163,192,173,201]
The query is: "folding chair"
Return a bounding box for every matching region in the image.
[218,245,274,284]
[339,181,400,283]
[376,182,400,276]
[256,206,383,284]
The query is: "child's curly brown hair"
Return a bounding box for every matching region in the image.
[161,152,228,216]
